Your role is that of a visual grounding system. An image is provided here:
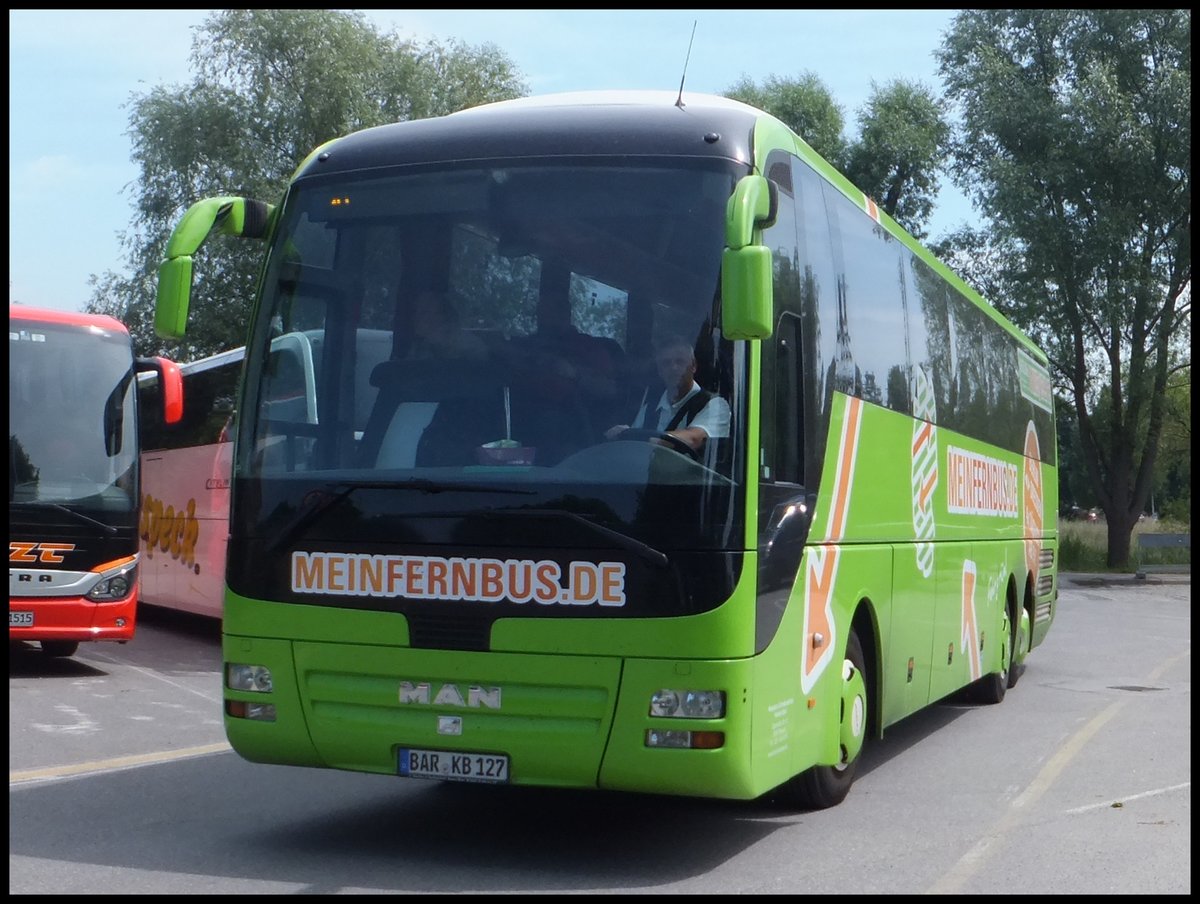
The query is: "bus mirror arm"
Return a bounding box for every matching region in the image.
[163,197,276,260]
[725,175,777,250]
[721,174,776,340]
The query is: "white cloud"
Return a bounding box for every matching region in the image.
[13,154,87,194]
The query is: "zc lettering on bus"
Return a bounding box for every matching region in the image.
[292,551,627,607]
[140,493,200,572]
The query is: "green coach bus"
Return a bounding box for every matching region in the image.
[154,90,1058,809]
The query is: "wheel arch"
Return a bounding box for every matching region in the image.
[850,599,882,740]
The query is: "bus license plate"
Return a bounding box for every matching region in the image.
[398,748,509,784]
[10,611,34,627]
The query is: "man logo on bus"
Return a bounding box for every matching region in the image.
[398,681,501,709]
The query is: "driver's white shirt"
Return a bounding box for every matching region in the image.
[631,381,730,438]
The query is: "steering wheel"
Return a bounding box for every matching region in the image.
[610,427,700,461]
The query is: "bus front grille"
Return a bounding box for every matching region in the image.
[406,613,491,651]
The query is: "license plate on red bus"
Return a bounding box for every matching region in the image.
[398,748,509,784]
[9,611,34,627]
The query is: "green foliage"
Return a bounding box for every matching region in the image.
[1154,369,1192,521]
[841,80,950,240]
[1059,517,1192,573]
[937,9,1191,567]
[723,73,848,166]
[725,74,951,241]
[1058,522,1112,572]
[86,9,528,361]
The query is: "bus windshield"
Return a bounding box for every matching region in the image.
[237,159,748,553]
[9,318,139,516]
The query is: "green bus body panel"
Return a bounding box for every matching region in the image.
[222,601,856,800]
[222,633,325,767]
[809,392,1058,731]
[297,644,619,785]
[811,394,1059,547]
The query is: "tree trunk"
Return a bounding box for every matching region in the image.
[1105,511,1135,569]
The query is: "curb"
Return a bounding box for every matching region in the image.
[1061,571,1190,586]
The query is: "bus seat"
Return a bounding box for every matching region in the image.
[374,402,438,468]
[359,358,506,468]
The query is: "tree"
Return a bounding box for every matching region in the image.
[937,9,1191,567]
[841,80,951,241]
[723,73,847,166]
[724,74,952,239]
[87,9,528,360]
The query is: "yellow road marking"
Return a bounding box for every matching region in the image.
[927,649,1190,894]
[10,741,232,785]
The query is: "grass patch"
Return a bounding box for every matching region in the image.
[1058,518,1190,573]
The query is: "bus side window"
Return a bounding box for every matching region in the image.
[773,313,803,484]
[263,346,310,423]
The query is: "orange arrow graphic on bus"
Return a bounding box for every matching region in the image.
[961,560,981,680]
[801,395,862,694]
[802,546,838,692]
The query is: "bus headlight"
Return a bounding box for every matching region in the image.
[227,663,273,692]
[648,689,725,718]
[86,561,137,601]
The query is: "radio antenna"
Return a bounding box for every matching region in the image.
[675,20,697,108]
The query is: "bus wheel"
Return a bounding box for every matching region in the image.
[41,641,79,658]
[970,605,1014,705]
[1008,605,1031,689]
[781,629,868,810]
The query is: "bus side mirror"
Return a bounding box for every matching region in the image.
[155,256,193,340]
[722,245,773,340]
[136,356,185,425]
[721,174,776,340]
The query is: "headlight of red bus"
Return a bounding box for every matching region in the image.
[86,560,137,602]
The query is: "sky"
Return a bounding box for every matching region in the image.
[9,9,975,314]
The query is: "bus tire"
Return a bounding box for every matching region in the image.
[41,640,79,658]
[1007,600,1031,689]
[970,603,1015,704]
[781,628,868,810]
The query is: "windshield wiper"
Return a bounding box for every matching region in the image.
[267,478,535,554]
[11,500,119,535]
[474,509,669,569]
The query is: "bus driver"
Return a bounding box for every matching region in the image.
[605,333,730,455]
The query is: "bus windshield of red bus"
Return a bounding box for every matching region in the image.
[9,318,139,512]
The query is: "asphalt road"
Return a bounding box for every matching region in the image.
[9,572,1191,894]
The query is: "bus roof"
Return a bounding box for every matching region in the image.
[9,303,129,335]
[294,90,761,181]
[451,89,765,116]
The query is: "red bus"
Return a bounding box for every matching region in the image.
[9,304,182,657]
